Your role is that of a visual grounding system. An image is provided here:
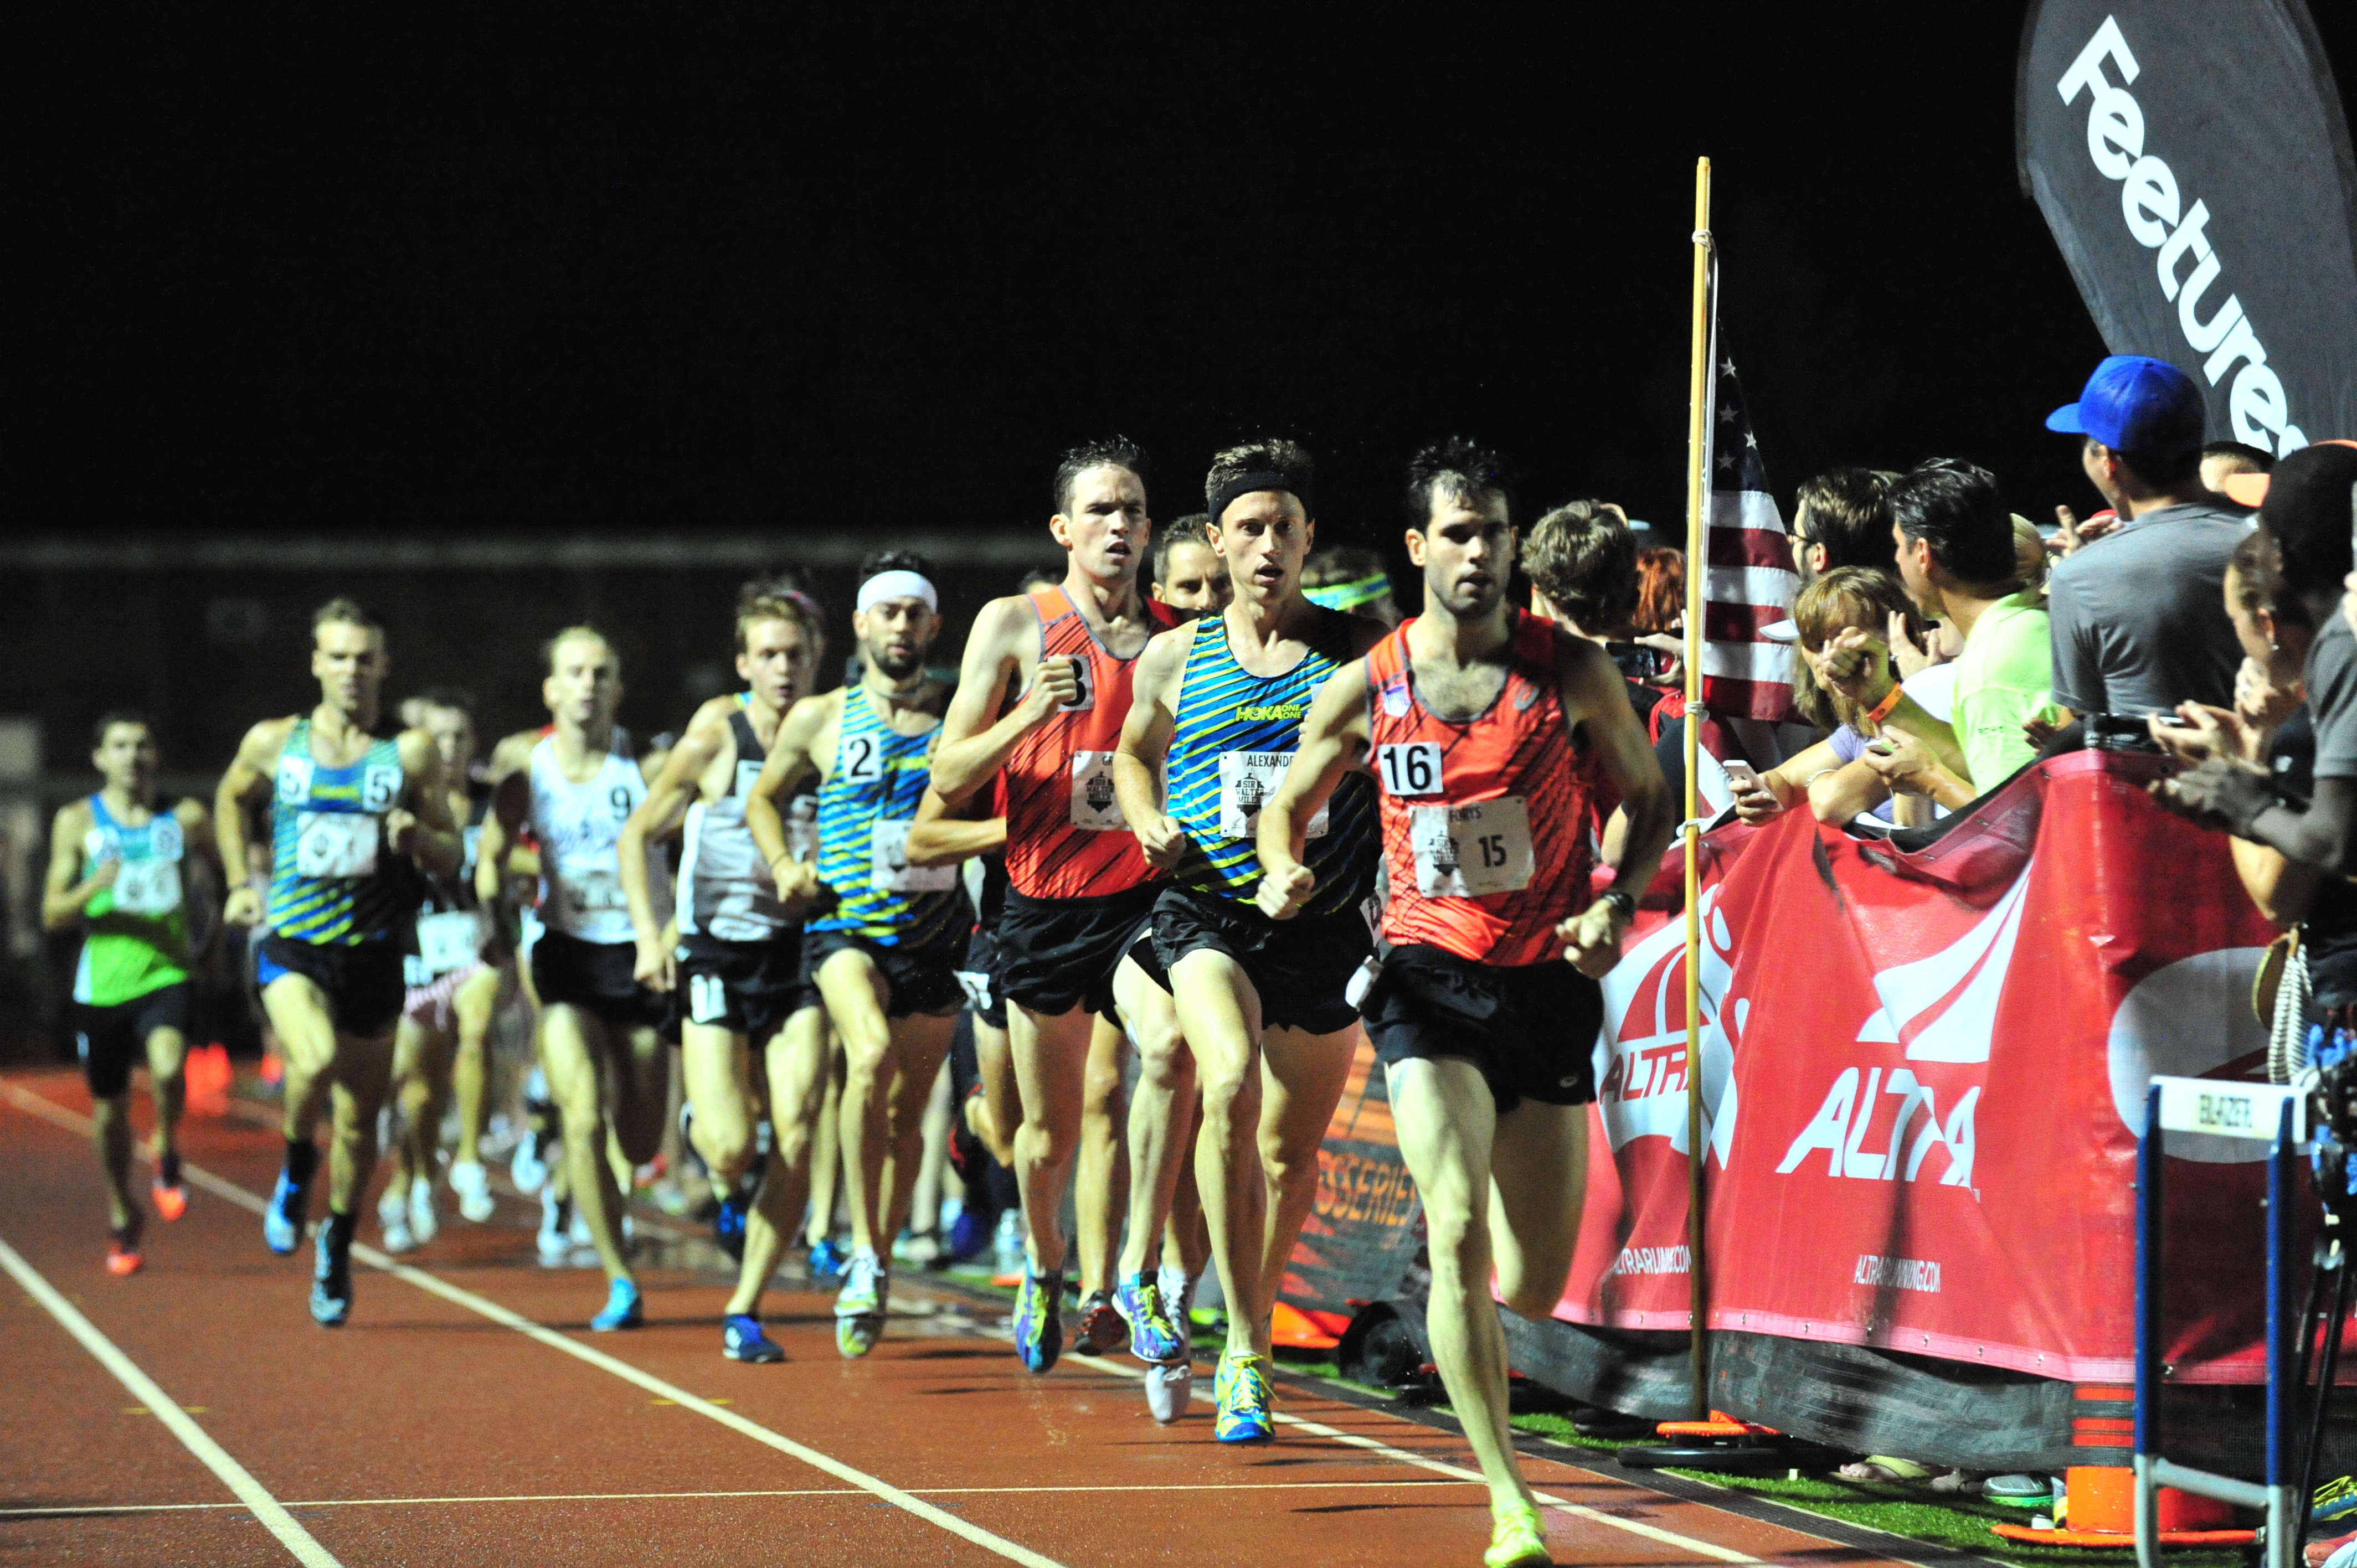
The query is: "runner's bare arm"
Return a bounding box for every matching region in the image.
[1112,626,1190,871]
[39,802,109,929]
[390,729,462,881]
[214,716,297,927]
[620,702,729,985]
[903,784,1005,867]
[929,595,1076,807]
[744,693,827,903]
[1555,633,1672,977]
[472,730,539,909]
[1255,658,1374,920]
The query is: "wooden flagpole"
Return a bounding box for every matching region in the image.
[1682,155,1713,1421]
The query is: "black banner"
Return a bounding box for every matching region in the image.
[2018,1,2357,455]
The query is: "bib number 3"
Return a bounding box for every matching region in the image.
[871,819,956,893]
[1217,750,1326,841]
[1411,796,1533,898]
[1069,751,1126,832]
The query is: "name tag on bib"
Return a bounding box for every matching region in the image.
[294,812,380,879]
[871,818,956,893]
[112,857,183,916]
[1411,796,1533,898]
[1217,750,1326,841]
[1069,751,1126,832]
[415,910,480,977]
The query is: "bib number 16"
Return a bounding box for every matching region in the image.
[1375,742,1443,796]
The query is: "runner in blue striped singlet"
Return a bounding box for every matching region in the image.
[214,598,462,1328]
[1113,440,1388,1443]
[745,551,972,1358]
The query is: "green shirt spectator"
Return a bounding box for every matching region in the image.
[1951,590,2051,788]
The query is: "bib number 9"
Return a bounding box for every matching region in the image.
[1410,796,1533,898]
[1375,742,1443,796]
[871,818,956,893]
[294,812,381,879]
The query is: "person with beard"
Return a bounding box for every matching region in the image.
[745,551,970,1358]
[1151,514,1232,617]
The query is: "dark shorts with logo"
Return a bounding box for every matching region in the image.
[1150,885,1371,1036]
[258,933,407,1037]
[802,926,967,1019]
[532,929,669,1031]
[997,884,1162,1019]
[1360,943,1602,1115]
[75,983,192,1100]
[958,927,1007,1029]
[676,930,813,1041]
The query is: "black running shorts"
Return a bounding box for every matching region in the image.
[532,929,668,1030]
[1150,885,1371,1037]
[258,933,406,1037]
[1359,942,1603,1114]
[676,930,813,1041]
[802,927,967,1019]
[996,884,1162,1018]
[75,983,192,1100]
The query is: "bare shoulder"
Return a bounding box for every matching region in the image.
[173,795,212,832]
[487,729,542,781]
[1139,620,1195,677]
[239,714,301,762]
[52,797,93,841]
[685,694,742,739]
[969,593,1041,657]
[395,726,441,775]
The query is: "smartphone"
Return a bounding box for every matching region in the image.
[1865,739,1897,756]
[1722,759,1762,791]
[1607,642,1669,679]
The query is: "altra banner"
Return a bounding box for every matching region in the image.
[2017,1,2357,457]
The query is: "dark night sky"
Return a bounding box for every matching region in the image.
[22,7,2357,556]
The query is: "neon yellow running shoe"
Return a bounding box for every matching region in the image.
[1484,1500,1551,1568]
[1214,1352,1273,1443]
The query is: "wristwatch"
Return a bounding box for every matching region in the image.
[1598,888,1638,924]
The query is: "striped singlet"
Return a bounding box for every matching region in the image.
[1164,611,1376,914]
[1363,611,1599,967]
[73,794,191,1007]
[809,688,965,949]
[1002,586,1180,900]
[267,718,412,946]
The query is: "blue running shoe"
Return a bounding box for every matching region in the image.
[942,1206,988,1265]
[833,1251,887,1359]
[722,1313,785,1363]
[264,1168,307,1256]
[1013,1264,1064,1374]
[714,1192,749,1263]
[308,1219,352,1327]
[591,1277,644,1332]
[1215,1351,1274,1443]
[1115,1271,1184,1364]
[807,1237,848,1282]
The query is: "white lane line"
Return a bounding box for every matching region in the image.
[0,1082,1067,1568]
[0,1232,342,1567]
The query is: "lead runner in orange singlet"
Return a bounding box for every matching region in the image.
[929,438,1190,1374]
[1256,437,1675,1568]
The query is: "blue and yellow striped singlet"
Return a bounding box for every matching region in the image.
[1164,612,1376,915]
[267,718,410,946]
[809,690,965,949]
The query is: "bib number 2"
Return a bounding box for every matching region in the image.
[1411,796,1533,898]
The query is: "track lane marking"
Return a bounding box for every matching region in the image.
[0,1231,343,1567]
[0,1082,1066,1568]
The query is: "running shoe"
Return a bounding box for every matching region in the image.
[1013,1263,1064,1374]
[537,1188,572,1266]
[590,1277,644,1332]
[807,1236,848,1281]
[1145,1359,1193,1423]
[409,1172,440,1245]
[1115,1272,1185,1364]
[151,1174,188,1224]
[1214,1351,1274,1443]
[106,1215,144,1278]
[2319,1475,2357,1525]
[942,1206,988,1265]
[263,1167,308,1255]
[310,1219,353,1328]
[1485,1500,1552,1568]
[1073,1287,1125,1356]
[723,1313,786,1363]
[714,1190,750,1262]
[511,1129,549,1194]
[449,1159,495,1224]
[835,1251,887,1358]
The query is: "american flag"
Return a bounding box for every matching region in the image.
[1697,356,1798,723]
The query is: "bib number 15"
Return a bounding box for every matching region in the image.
[1375,742,1443,796]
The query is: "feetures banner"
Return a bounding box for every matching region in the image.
[2017,0,2357,458]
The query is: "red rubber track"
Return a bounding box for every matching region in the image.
[1,1068,1912,1567]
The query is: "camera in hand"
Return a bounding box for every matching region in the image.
[2086,712,2163,755]
[1607,642,1670,680]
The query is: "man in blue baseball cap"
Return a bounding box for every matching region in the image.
[2042,354,2251,720]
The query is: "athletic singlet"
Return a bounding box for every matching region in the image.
[677,700,790,943]
[528,730,663,947]
[268,718,411,947]
[408,786,491,984]
[810,688,965,948]
[1363,611,1598,967]
[1164,611,1377,913]
[1002,586,1180,900]
[73,794,191,1006]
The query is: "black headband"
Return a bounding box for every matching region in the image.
[1208,470,1313,526]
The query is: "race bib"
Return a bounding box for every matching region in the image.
[361,763,402,812]
[112,857,183,917]
[1069,751,1125,832]
[560,864,627,916]
[415,910,479,977]
[275,754,313,805]
[1410,796,1533,898]
[294,811,380,879]
[1053,656,1093,713]
[871,818,956,893]
[1375,742,1444,796]
[839,731,887,786]
[1217,750,1326,841]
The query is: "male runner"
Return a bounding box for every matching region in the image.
[215,599,460,1326]
[44,711,220,1275]
[619,579,829,1362]
[477,625,668,1332]
[1115,440,1388,1441]
[1260,439,1674,1568]
[746,551,970,1357]
[380,687,503,1250]
[929,440,1184,1374]
[1151,514,1232,616]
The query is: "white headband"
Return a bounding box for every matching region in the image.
[857,570,938,615]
